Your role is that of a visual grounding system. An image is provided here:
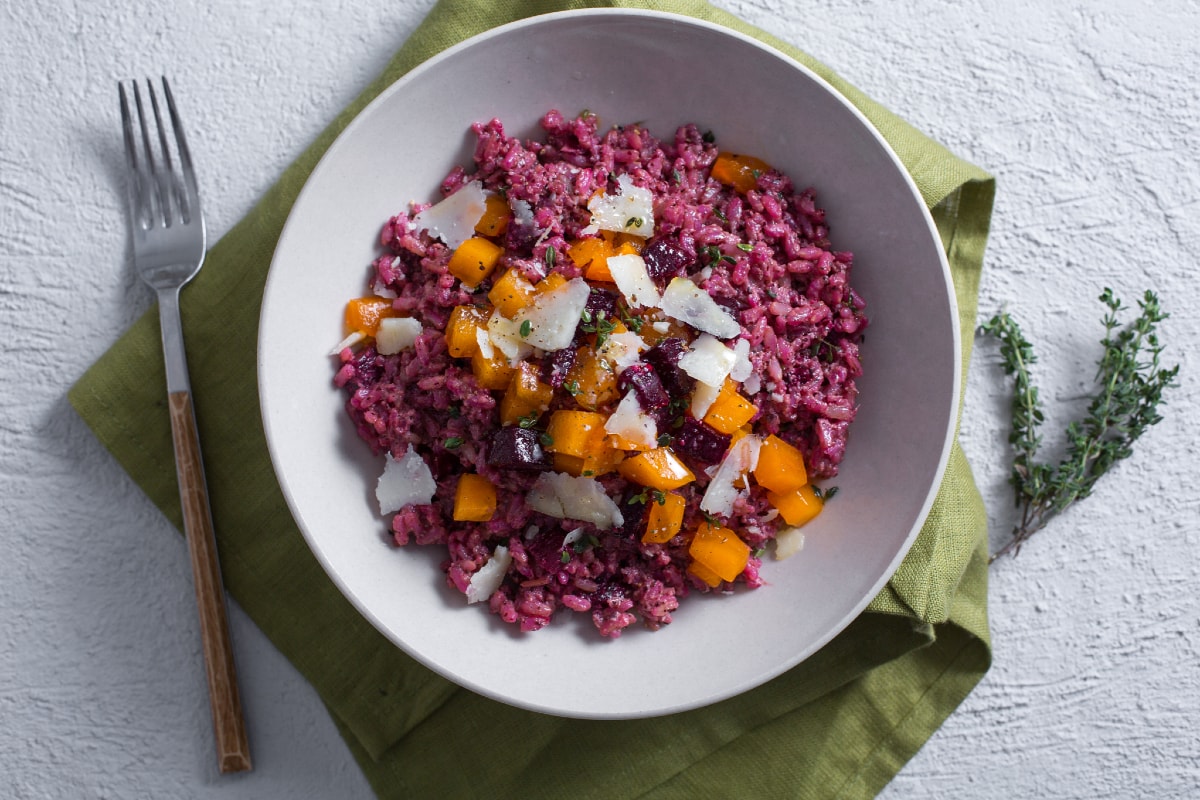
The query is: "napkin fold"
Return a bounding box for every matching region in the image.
[69,0,996,796]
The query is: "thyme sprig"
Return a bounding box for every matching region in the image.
[980,288,1179,562]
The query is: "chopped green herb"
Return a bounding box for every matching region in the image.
[625,216,644,229]
[656,433,673,447]
[651,489,667,506]
[701,511,720,525]
[444,437,464,449]
[671,169,683,183]
[628,489,649,505]
[519,319,533,338]
[812,485,839,501]
[539,432,554,447]
[544,248,556,269]
[580,309,594,324]
[702,130,715,143]
[447,403,462,418]
[560,550,571,564]
[582,470,595,477]
[563,380,581,396]
[713,207,728,222]
[517,412,540,429]
[736,243,753,252]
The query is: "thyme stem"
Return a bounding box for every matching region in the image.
[979,288,1179,562]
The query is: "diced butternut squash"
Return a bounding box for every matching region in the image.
[687,559,723,588]
[474,193,510,237]
[711,152,772,194]
[453,473,497,522]
[488,269,536,317]
[767,484,823,527]
[445,305,488,358]
[703,379,758,434]
[604,230,645,252]
[688,521,750,582]
[448,236,504,288]
[552,449,623,478]
[471,347,515,390]
[754,434,809,493]
[564,347,618,411]
[617,447,695,491]
[568,237,615,279]
[641,491,686,544]
[605,432,654,452]
[533,271,568,296]
[344,297,397,336]
[499,361,554,426]
[544,410,607,458]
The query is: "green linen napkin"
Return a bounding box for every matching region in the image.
[69,0,996,796]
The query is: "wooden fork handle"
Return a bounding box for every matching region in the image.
[168,390,252,774]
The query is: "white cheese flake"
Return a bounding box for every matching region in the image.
[774,527,806,560]
[581,174,655,238]
[514,277,591,352]
[660,277,740,339]
[730,338,752,382]
[486,310,534,365]
[475,326,495,360]
[690,379,721,418]
[607,253,661,309]
[679,333,737,387]
[526,472,624,529]
[700,435,762,517]
[329,330,365,356]
[465,545,512,603]
[376,445,437,515]
[600,330,648,373]
[604,390,658,449]
[375,317,423,356]
[411,180,488,251]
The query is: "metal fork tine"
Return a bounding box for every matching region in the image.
[161,76,200,224]
[131,81,163,227]
[118,82,146,230]
[145,78,180,227]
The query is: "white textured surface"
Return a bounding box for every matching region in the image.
[2,1,1197,797]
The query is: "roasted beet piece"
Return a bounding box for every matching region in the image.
[542,346,578,389]
[584,287,618,323]
[487,427,551,470]
[642,236,692,283]
[617,362,669,410]
[527,530,569,575]
[672,415,732,466]
[617,492,650,540]
[642,337,694,398]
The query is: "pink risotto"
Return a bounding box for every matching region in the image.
[333,110,867,637]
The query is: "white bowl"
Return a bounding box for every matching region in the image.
[259,9,958,718]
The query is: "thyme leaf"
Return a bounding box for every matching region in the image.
[980,288,1179,562]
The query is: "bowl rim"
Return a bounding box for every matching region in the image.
[258,7,961,718]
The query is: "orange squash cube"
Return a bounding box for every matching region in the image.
[767,484,823,527]
[703,379,757,434]
[567,237,615,279]
[544,410,607,458]
[687,559,723,588]
[688,521,751,582]
[533,271,568,296]
[564,347,618,411]
[500,361,554,426]
[641,491,686,544]
[711,152,772,194]
[754,434,809,494]
[474,193,510,237]
[617,447,695,491]
[552,449,623,478]
[471,347,515,390]
[453,473,497,522]
[344,297,397,336]
[487,269,535,317]
[445,305,488,358]
[447,236,503,288]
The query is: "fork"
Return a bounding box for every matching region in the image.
[119,76,251,774]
